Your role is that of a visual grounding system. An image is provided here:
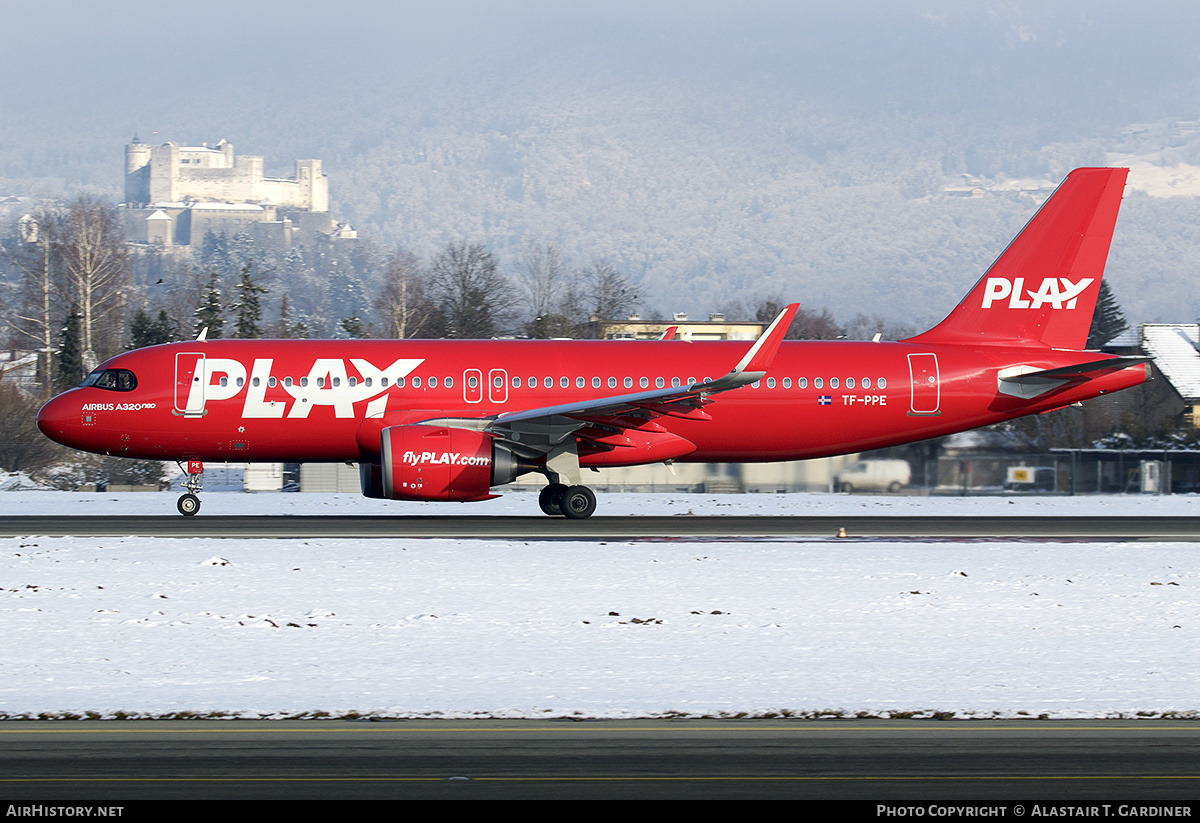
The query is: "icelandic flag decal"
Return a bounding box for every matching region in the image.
[818,395,832,406]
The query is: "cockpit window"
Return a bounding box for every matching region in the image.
[80,368,138,392]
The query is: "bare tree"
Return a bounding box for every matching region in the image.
[581,258,638,330]
[0,372,59,472]
[429,241,514,338]
[55,195,131,370]
[1,208,62,401]
[515,241,570,338]
[375,249,440,338]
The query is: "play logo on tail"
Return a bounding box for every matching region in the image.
[908,167,1128,350]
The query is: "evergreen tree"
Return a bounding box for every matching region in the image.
[197,231,230,276]
[275,294,310,338]
[339,315,369,338]
[129,308,175,349]
[276,293,294,338]
[150,309,175,344]
[194,271,224,339]
[55,308,83,393]
[232,262,267,339]
[1087,280,1130,348]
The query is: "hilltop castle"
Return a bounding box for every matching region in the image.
[122,137,352,248]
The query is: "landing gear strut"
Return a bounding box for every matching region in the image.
[536,440,596,518]
[177,460,203,517]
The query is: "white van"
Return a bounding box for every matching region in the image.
[835,459,912,493]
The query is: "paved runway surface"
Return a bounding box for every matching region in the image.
[2,514,1200,539]
[1,720,1198,800]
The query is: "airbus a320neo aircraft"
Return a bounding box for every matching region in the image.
[37,167,1149,519]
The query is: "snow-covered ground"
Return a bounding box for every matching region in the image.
[1109,152,1200,197]
[1,491,1198,720]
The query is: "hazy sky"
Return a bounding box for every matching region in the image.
[5,0,1198,148]
[5,1,1200,321]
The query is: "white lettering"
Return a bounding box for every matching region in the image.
[981,277,1011,308]
[1007,276,1031,308]
[241,359,283,419]
[1060,277,1093,309]
[288,357,424,419]
[203,358,246,402]
[981,277,1096,310]
[1029,276,1064,309]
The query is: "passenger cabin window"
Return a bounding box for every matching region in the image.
[81,368,138,392]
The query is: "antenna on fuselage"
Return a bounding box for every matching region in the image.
[196,327,208,342]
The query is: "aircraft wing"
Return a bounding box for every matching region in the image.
[496,302,793,417]
[421,304,798,456]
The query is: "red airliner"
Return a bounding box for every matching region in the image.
[37,167,1149,518]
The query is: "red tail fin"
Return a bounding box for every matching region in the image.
[905,167,1128,350]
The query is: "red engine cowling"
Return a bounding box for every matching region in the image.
[379,425,523,501]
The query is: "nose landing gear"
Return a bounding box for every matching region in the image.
[176,460,203,516]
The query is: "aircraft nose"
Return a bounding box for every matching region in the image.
[37,393,75,446]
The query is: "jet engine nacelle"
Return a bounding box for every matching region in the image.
[379,424,523,501]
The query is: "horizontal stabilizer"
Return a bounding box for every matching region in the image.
[997,356,1149,399]
[1006,356,1150,381]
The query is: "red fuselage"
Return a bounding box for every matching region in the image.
[36,337,1148,466]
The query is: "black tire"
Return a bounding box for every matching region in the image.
[560,486,597,519]
[840,483,854,494]
[539,483,568,516]
[177,493,200,517]
[887,481,903,494]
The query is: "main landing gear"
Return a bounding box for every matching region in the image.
[177,460,203,517]
[538,483,597,519]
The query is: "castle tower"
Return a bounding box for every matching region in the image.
[124,136,152,206]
